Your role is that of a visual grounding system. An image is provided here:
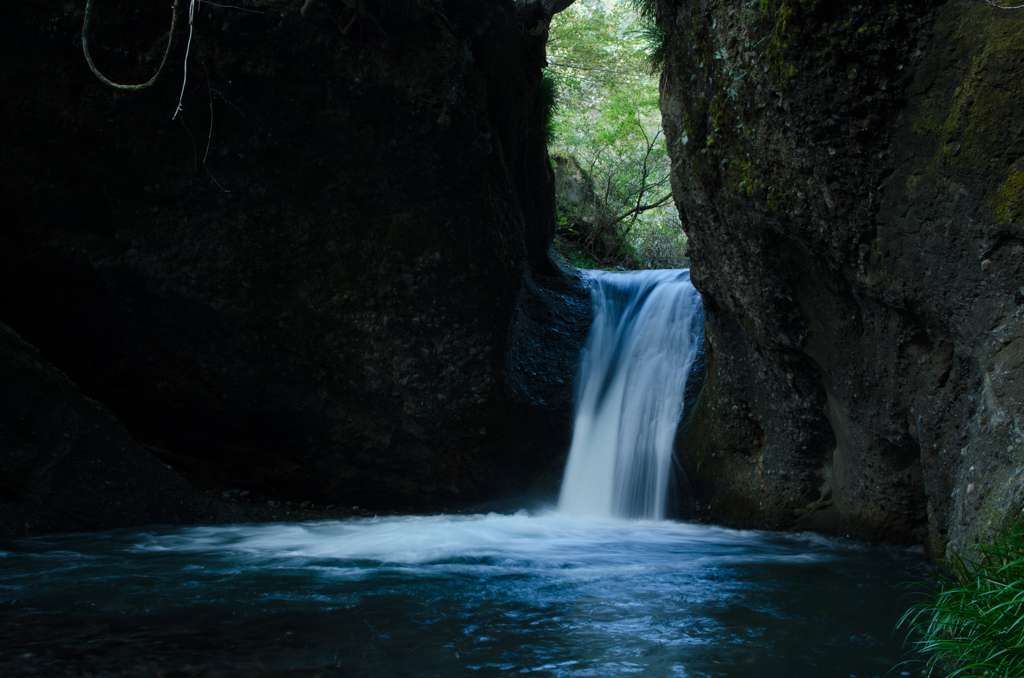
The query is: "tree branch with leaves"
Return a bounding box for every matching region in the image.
[546,0,684,269]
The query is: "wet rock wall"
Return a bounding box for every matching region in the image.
[0,0,589,531]
[656,0,1024,555]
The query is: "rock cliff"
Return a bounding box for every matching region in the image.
[657,0,1024,555]
[0,322,237,536]
[0,0,589,532]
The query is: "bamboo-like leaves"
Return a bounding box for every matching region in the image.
[900,527,1024,677]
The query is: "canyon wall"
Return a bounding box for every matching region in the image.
[659,0,1024,555]
[1,321,240,535]
[0,0,588,534]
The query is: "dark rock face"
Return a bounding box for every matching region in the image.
[0,322,237,537]
[0,0,589,519]
[657,0,1024,554]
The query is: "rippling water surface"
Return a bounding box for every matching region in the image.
[0,512,926,677]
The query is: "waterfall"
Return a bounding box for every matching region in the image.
[559,269,704,520]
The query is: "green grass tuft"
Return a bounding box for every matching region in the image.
[629,0,669,72]
[900,525,1024,677]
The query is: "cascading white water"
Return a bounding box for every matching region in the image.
[0,261,923,678]
[558,269,704,520]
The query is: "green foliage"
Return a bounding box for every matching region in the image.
[537,74,560,146]
[724,158,762,198]
[627,0,668,72]
[547,0,685,270]
[757,0,804,86]
[900,525,1024,677]
[993,167,1024,226]
[628,0,658,18]
[636,22,670,73]
[552,233,600,269]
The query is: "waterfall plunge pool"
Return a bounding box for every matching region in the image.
[0,271,927,676]
[0,513,925,677]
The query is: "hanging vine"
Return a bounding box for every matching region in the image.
[81,0,183,90]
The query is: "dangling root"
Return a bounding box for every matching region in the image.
[82,0,181,90]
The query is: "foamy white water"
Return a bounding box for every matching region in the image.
[559,270,704,519]
[127,512,837,568]
[0,268,929,678]
[0,513,926,677]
